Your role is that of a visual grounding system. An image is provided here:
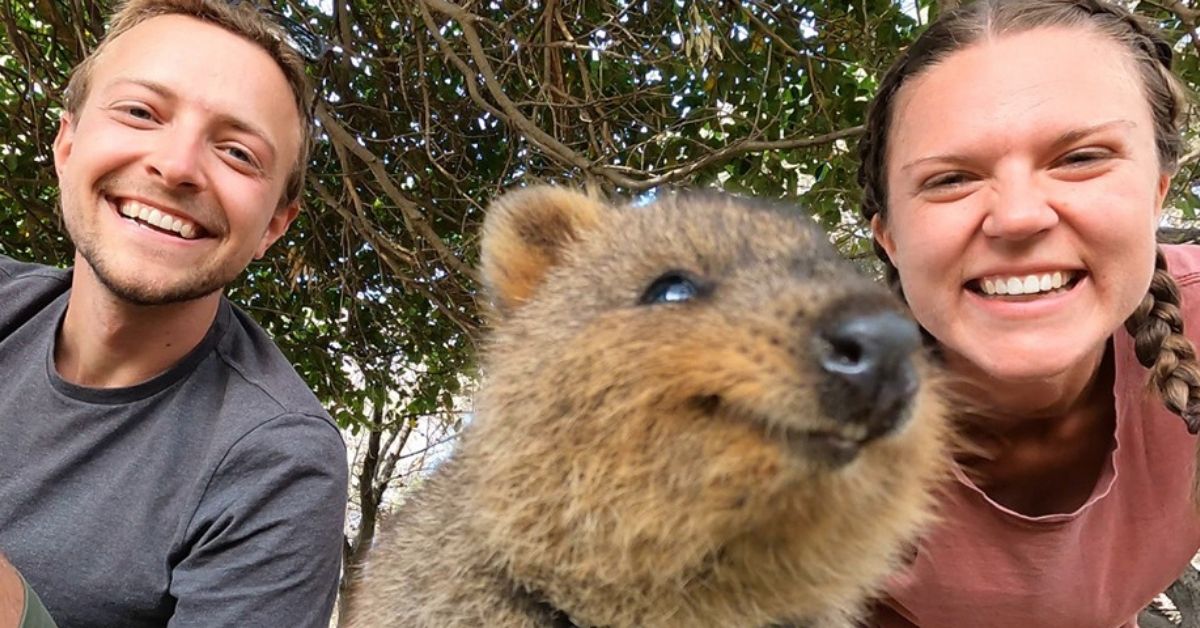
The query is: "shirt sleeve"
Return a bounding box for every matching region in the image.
[19,571,58,628]
[168,413,348,628]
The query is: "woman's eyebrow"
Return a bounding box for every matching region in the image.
[899,119,1137,173]
[1048,119,1135,150]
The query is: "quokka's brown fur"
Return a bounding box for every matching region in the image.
[344,187,952,628]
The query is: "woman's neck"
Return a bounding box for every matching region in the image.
[948,344,1117,516]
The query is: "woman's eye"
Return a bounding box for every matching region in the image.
[1059,149,1108,166]
[640,271,705,305]
[923,172,971,189]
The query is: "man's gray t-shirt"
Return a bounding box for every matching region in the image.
[0,255,348,627]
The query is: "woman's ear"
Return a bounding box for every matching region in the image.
[1155,172,1170,221]
[871,214,897,261]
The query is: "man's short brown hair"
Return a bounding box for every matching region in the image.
[64,0,314,207]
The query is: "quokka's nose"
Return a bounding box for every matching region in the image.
[814,310,922,436]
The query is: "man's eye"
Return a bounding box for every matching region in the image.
[222,145,262,170]
[122,105,154,121]
[226,147,253,163]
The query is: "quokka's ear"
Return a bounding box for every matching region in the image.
[480,186,607,315]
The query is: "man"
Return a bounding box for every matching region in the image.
[0,1,348,626]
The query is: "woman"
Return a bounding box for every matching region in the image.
[858,0,1200,625]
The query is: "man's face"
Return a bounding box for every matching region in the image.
[53,14,302,305]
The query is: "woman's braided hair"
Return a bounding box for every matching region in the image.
[858,0,1200,432]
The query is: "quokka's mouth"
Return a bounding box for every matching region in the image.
[691,394,881,468]
[779,428,868,467]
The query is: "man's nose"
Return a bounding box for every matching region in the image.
[981,173,1058,240]
[145,125,206,191]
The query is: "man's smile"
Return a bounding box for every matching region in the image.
[107,194,210,240]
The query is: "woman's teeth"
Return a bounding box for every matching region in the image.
[979,271,1075,296]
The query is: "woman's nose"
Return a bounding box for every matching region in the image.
[981,174,1058,240]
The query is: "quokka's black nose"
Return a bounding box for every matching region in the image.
[814,310,922,435]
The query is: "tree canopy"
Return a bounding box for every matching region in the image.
[4,0,1199,432]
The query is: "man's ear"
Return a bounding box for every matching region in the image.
[52,113,76,177]
[254,200,301,259]
[870,213,897,260]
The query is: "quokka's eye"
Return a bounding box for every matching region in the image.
[639,271,707,305]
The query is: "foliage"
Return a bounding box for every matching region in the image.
[6,0,1200,430]
[0,0,940,508]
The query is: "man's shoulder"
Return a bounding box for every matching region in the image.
[205,299,335,431]
[0,254,68,288]
[0,255,70,334]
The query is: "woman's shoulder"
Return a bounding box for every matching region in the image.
[1162,243,1200,287]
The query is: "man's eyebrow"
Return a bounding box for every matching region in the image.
[105,77,173,100]
[103,77,278,163]
[900,119,1137,173]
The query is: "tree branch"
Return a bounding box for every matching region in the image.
[315,102,478,283]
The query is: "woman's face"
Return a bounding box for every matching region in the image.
[875,27,1169,386]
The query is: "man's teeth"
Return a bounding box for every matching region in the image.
[980,271,1073,296]
[117,200,199,239]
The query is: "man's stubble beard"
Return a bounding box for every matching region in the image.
[61,187,235,307]
[83,245,229,306]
